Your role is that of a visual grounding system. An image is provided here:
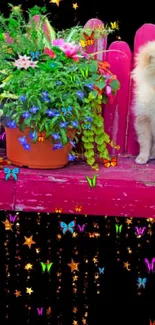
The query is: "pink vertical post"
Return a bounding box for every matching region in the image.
[83,18,107,60]
[126,24,155,155]
[104,41,132,155]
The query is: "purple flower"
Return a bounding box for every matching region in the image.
[19,95,26,102]
[52,133,61,140]
[46,109,60,117]
[18,136,27,145]
[42,91,49,97]
[7,121,16,128]
[29,106,39,114]
[85,83,94,90]
[69,139,76,147]
[60,122,68,128]
[41,91,50,103]
[68,153,76,161]
[85,116,93,122]
[22,112,31,119]
[29,131,37,140]
[53,142,63,150]
[76,90,84,99]
[23,143,31,150]
[56,81,62,85]
[71,121,78,128]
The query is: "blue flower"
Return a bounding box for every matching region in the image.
[52,133,61,140]
[19,95,26,102]
[18,136,27,145]
[60,122,68,128]
[85,116,93,122]
[76,90,84,99]
[71,121,78,128]
[29,106,39,114]
[53,142,63,150]
[23,143,31,150]
[7,121,16,128]
[68,153,76,161]
[41,91,50,103]
[85,83,94,90]
[22,112,31,119]
[42,91,49,97]
[29,131,37,140]
[46,109,60,117]
[56,81,62,85]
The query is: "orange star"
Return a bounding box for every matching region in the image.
[2,219,13,231]
[25,263,33,270]
[14,290,21,297]
[126,218,132,225]
[67,259,79,272]
[23,235,36,249]
[123,261,131,271]
[46,307,52,316]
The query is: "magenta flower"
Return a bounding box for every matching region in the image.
[4,33,14,44]
[52,38,65,47]
[53,39,83,62]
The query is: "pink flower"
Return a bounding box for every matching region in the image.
[52,38,65,47]
[13,55,38,69]
[44,47,56,58]
[4,33,14,44]
[105,85,112,95]
[52,39,83,61]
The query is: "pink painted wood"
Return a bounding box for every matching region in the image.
[127,24,155,155]
[104,41,132,155]
[1,157,155,217]
[83,18,107,60]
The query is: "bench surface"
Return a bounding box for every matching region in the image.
[0,154,155,218]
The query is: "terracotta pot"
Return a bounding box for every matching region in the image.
[5,127,75,169]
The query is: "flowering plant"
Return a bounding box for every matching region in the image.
[0,5,120,169]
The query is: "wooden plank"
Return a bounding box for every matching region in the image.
[104,41,132,155]
[127,24,155,155]
[1,158,155,217]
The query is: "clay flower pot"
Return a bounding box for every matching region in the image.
[5,127,75,169]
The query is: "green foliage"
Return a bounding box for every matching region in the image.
[0,3,120,170]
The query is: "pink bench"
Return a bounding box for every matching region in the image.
[1,22,155,217]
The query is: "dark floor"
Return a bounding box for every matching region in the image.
[0,211,155,325]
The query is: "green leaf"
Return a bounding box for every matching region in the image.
[84,149,94,158]
[60,128,68,144]
[88,61,98,73]
[95,81,106,90]
[83,142,94,149]
[102,94,108,104]
[82,136,89,143]
[87,157,95,166]
[95,135,104,145]
[109,79,120,91]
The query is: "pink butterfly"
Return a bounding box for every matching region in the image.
[135,226,146,236]
[0,132,5,140]
[144,258,155,273]
[77,224,86,232]
[9,214,17,222]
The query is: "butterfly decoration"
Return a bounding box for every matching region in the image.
[62,106,72,116]
[3,167,19,180]
[144,258,155,273]
[110,139,120,150]
[137,277,147,289]
[37,308,44,316]
[74,204,83,213]
[103,156,118,168]
[9,214,17,222]
[115,224,123,234]
[99,267,104,274]
[60,220,76,234]
[55,208,63,214]
[110,21,119,30]
[0,132,5,140]
[30,51,40,60]
[150,320,155,325]
[77,224,86,233]
[135,226,146,236]
[86,174,97,188]
[88,232,100,238]
[84,123,91,129]
[80,31,95,47]
[37,131,46,142]
[40,261,53,273]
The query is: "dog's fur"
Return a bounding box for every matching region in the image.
[132,41,155,164]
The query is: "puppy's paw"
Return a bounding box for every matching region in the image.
[135,154,149,164]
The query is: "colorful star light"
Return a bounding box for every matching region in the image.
[67,259,79,272]
[72,2,79,9]
[49,0,62,6]
[23,235,36,249]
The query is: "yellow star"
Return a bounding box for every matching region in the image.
[25,263,33,270]
[36,248,40,254]
[72,2,78,9]
[73,320,78,325]
[126,218,132,225]
[2,219,13,231]
[82,318,87,324]
[14,290,22,297]
[123,261,131,271]
[67,259,79,272]
[49,0,62,6]
[72,232,77,238]
[26,287,33,295]
[23,235,36,249]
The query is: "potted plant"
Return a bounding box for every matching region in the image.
[0,5,120,170]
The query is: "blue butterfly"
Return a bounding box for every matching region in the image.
[137,277,147,288]
[84,123,91,129]
[30,51,40,60]
[98,267,104,274]
[3,167,19,181]
[60,221,76,234]
[62,106,72,116]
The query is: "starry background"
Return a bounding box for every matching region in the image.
[0,0,155,49]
